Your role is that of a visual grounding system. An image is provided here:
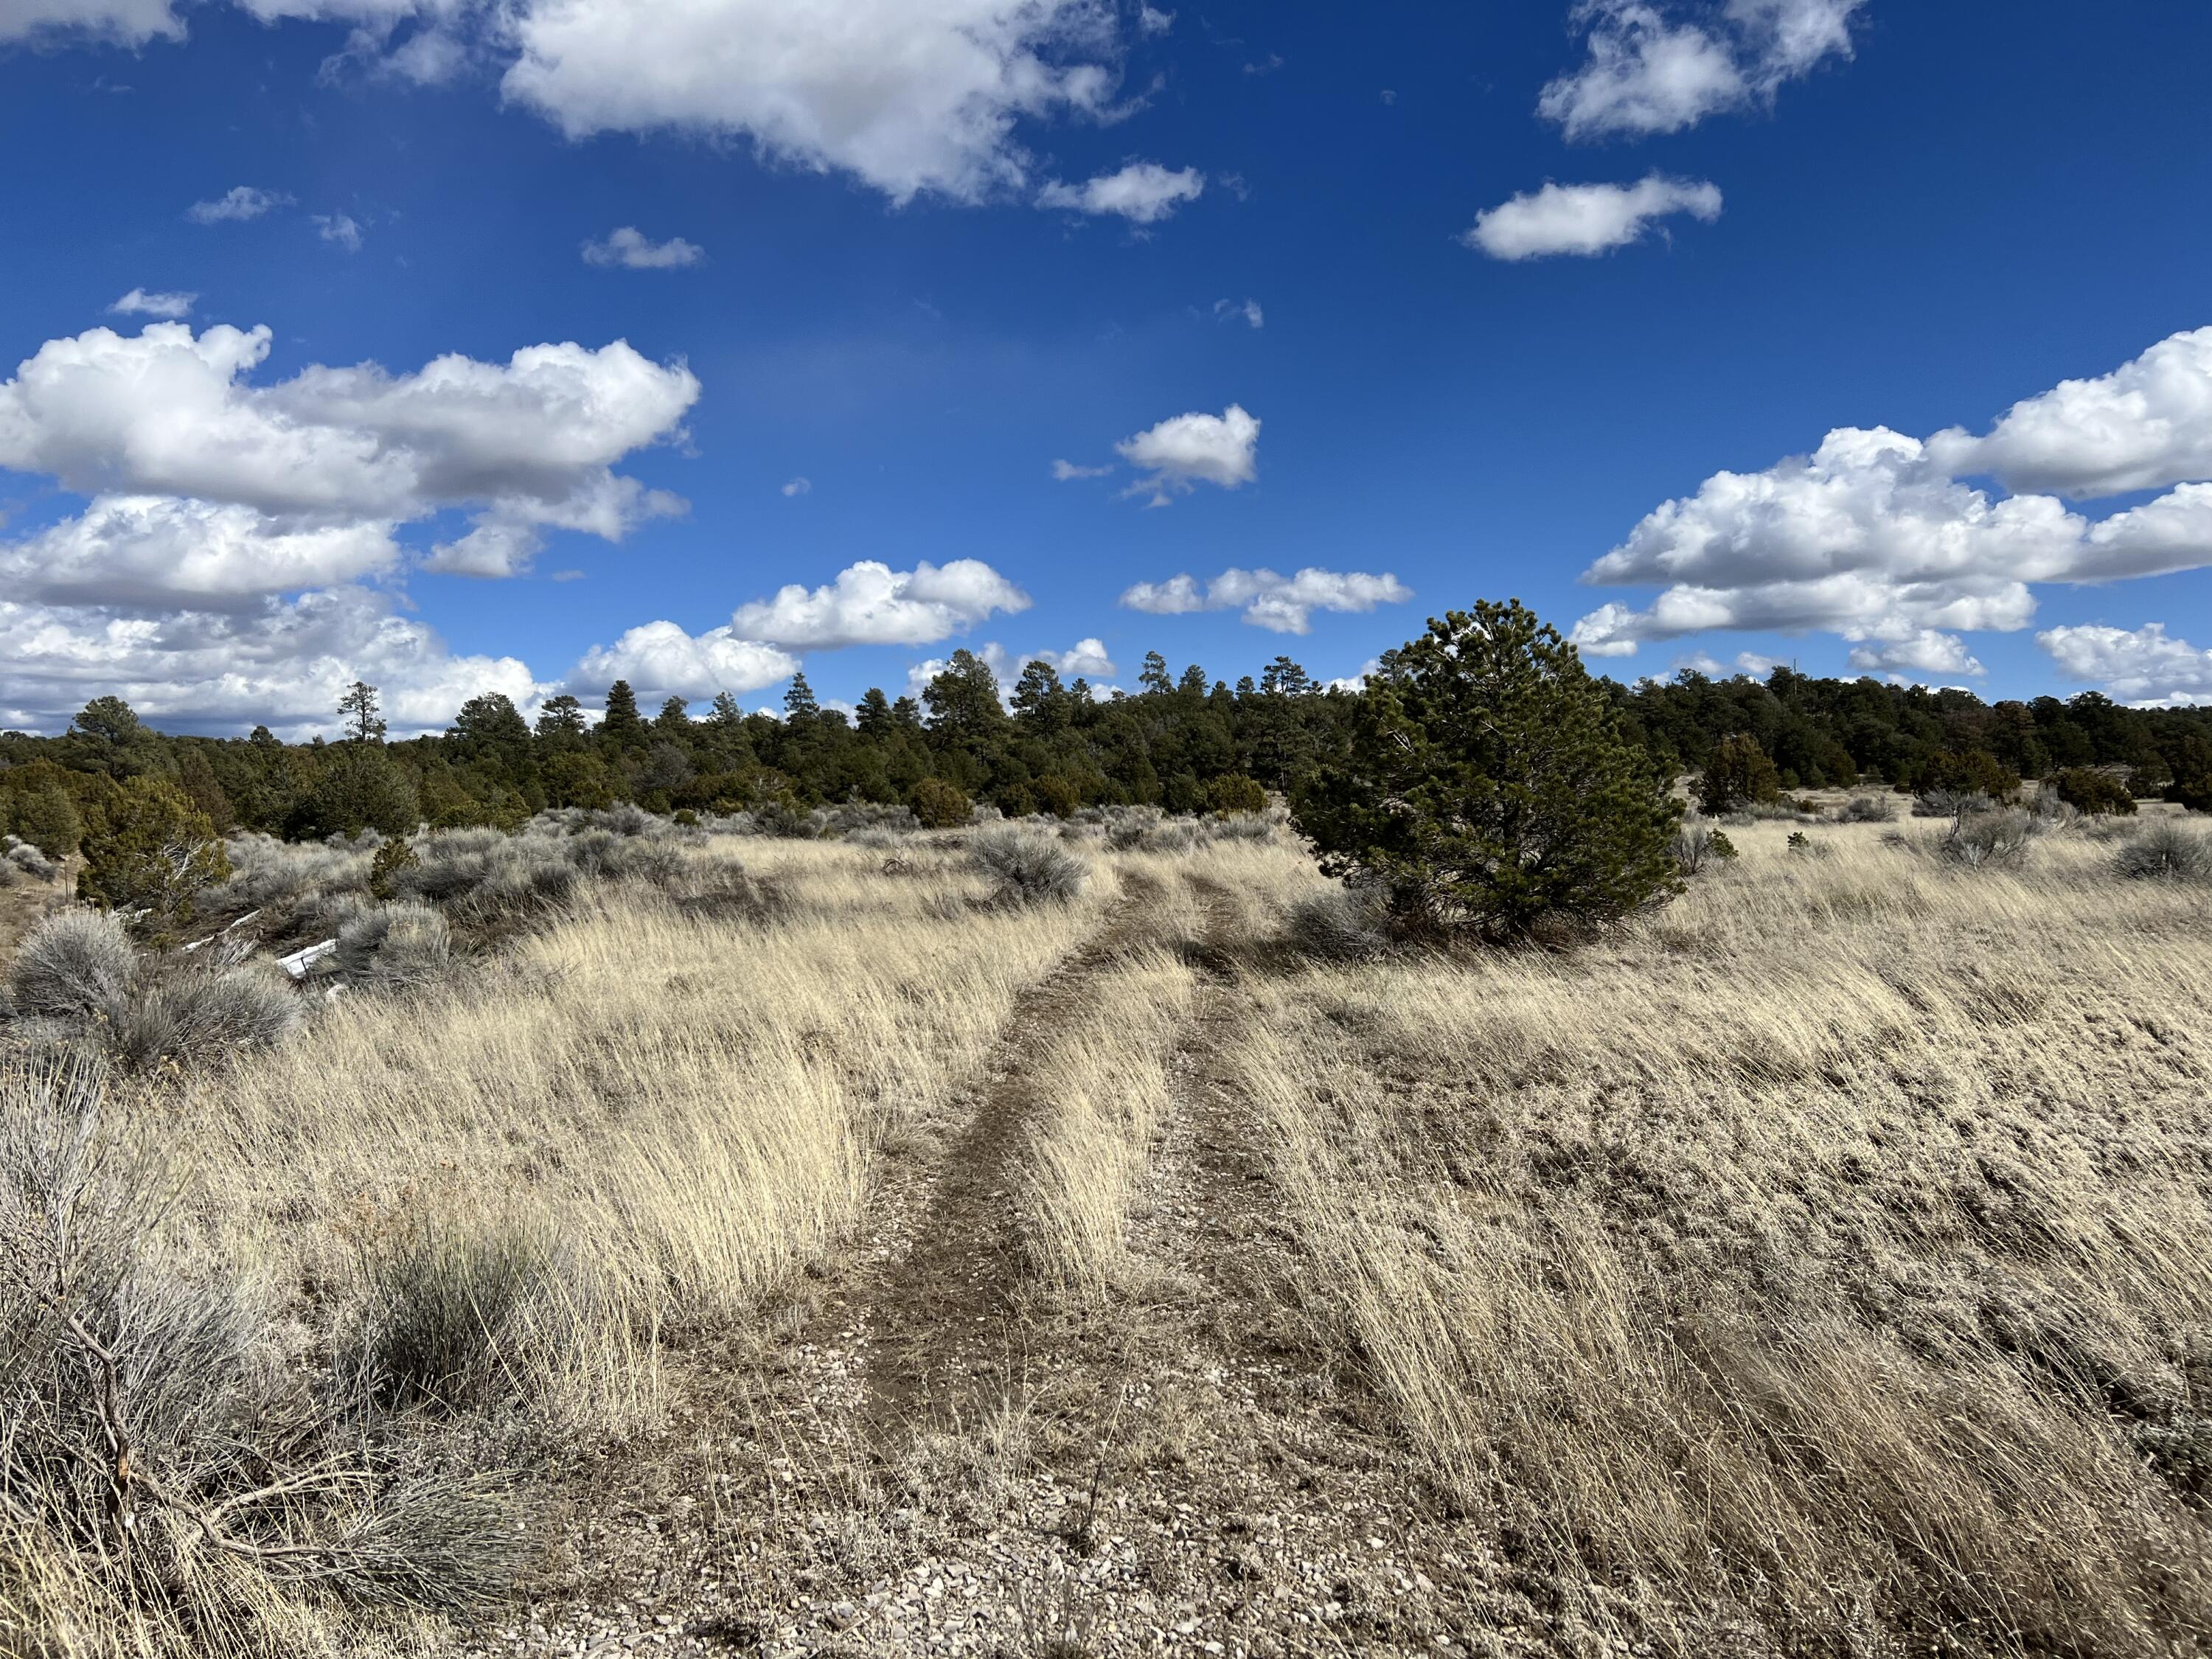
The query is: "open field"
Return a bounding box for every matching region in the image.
[7,811,2212,1658]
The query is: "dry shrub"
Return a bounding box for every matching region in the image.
[1833,792,1896,823]
[338,900,453,991]
[2112,819,2212,881]
[0,1058,523,1651]
[1286,883,1391,961]
[213,831,375,911]
[5,835,58,882]
[1937,807,2033,868]
[105,961,301,1070]
[970,827,1088,904]
[8,908,137,1022]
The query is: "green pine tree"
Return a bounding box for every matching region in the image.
[1293,601,1680,942]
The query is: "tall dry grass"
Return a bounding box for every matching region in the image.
[1012,945,1197,1301]
[1234,821,2212,1652]
[5,837,1120,1655]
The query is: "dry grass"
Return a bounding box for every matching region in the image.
[12,813,2212,1658]
[1230,820,2212,1652]
[4,836,1121,1655]
[1012,945,1197,1301]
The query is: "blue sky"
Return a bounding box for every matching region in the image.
[4,0,2211,732]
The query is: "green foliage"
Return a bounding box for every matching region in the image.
[1695,734,1781,814]
[600,680,642,742]
[2,780,83,857]
[2049,767,2136,817]
[305,744,420,838]
[908,776,973,830]
[1293,602,1681,942]
[1034,774,1080,818]
[1919,748,2021,802]
[77,776,232,927]
[1206,773,1268,817]
[2166,774,2212,814]
[370,835,420,900]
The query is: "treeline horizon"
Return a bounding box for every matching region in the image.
[5,639,2212,849]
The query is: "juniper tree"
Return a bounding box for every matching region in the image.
[1293,600,1680,942]
[1696,734,1781,815]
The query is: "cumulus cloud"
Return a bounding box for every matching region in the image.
[30,0,1166,212]
[1115,404,1259,504]
[500,0,1127,205]
[1540,0,1864,141]
[582,226,706,268]
[728,559,1029,649]
[109,288,196,319]
[187,185,292,223]
[314,212,365,251]
[1464,173,1720,260]
[0,319,709,734]
[1120,566,1411,634]
[573,619,799,701]
[1051,459,1113,481]
[1927,327,2212,499]
[1571,327,2212,664]
[2039,622,2212,706]
[1038,161,1205,223]
[0,495,399,610]
[0,586,543,737]
[781,476,811,496]
[1846,629,1985,677]
[1214,298,1263,329]
[0,322,698,574]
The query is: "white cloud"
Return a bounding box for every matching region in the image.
[1846,629,1985,677]
[314,212,365,251]
[35,0,1165,213]
[501,0,1127,206]
[0,322,698,574]
[573,619,799,701]
[0,586,543,738]
[2039,622,2212,706]
[1464,173,1720,260]
[109,288,196,319]
[781,476,812,497]
[0,0,180,43]
[1214,297,1263,329]
[582,226,706,269]
[1120,566,1411,634]
[1039,161,1205,223]
[1927,327,2212,499]
[1138,4,1171,34]
[1115,403,1259,504]
[1570,330,2212,662]
[187,185,292,223]
[1051,459,1113,481]
[728,558,1029,649]
[1540,0,1864,141]
[0,495,399,610]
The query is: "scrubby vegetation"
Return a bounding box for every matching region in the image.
[10,611,2212,1659]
